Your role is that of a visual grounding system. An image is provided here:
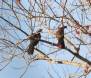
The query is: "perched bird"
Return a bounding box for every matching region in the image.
[27,29,42,55]
[56,26,67,49]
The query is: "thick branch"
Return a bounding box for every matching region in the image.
[66,48,91,65]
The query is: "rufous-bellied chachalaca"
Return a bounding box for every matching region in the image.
[56,26,67,49]
[27,29,42,55]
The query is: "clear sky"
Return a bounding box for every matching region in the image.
[0,0,91,78]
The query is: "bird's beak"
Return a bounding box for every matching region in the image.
[37,29,42,33]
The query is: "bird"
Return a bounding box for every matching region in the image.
[56,26,67,49]
[27,29,42,55]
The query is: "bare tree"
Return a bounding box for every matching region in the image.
[0,0,91,78]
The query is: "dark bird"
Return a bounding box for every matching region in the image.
[27,29,42,55]
[56,26,66,49]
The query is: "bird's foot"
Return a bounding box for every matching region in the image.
[57,44,62,49]
[57,44,65,49]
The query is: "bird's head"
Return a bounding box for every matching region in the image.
[58,26,67,30]
[37,29,42,33]
[58,27,61,31]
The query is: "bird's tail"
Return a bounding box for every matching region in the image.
[27,44,34,55]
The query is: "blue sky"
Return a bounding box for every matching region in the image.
[0,0,91,78]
